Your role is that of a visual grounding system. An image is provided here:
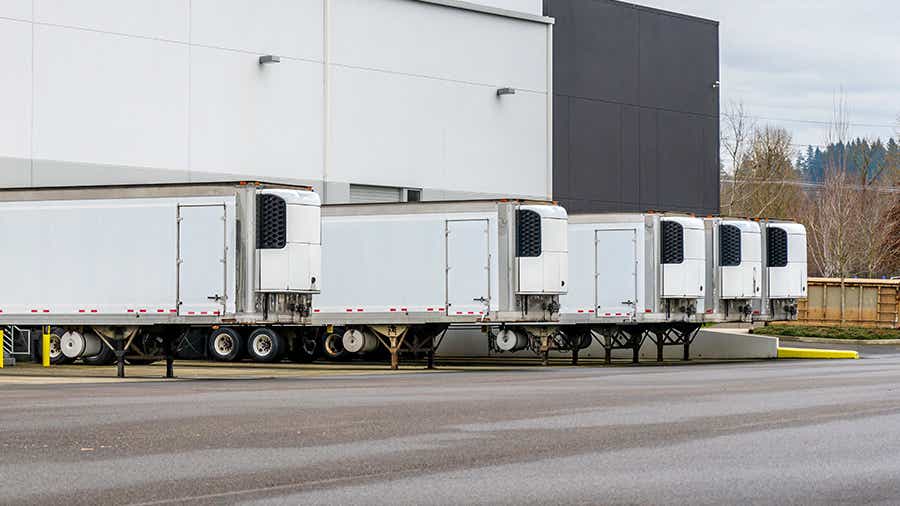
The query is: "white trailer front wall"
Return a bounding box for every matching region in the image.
[316,211,499,316]
[721,222,762,299]
[0,196,237,316]
[661,217,705,299]
[0,0,551,203]
[768,223,808,299]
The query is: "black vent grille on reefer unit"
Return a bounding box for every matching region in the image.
[257,194,287,249]
[516,209,542,257]
[661,221,684,264]
[767,227,788,267]
[719,224,742,266]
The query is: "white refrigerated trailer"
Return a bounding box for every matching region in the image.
[314,200,568,368]
[555,213,706,364]
[0,182,322,377]
[701,218,763,322]
[754,221,808,321]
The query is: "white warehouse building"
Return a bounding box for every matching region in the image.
[0,0,552,203]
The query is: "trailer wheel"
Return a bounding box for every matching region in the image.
[208,327,243,362]
[42,327,73,365]
[247,328,283,363]
[322,332,349,361]
[578,332,593,350]
[288,330,319,363]
[82,342,116,365]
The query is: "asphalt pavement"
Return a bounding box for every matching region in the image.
[2,350,900,505]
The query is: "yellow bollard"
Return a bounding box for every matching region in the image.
[42,326,50,368]
[0,329,4,369]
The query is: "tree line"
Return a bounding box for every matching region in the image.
[796,138,899,183]
[720,103,900,279]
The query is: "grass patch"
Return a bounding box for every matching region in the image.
[751,325,900,340]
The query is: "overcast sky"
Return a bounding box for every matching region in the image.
[631,0,900,152]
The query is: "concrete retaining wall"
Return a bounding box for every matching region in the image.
[437,326,779,360]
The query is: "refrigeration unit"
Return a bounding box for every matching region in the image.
[555,213,706,363]
[0,182,322,377]
[701,218,762,322]
[313,200,568,368]
[755,221,808,321]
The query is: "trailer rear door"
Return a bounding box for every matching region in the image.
[446,219,490,316]
[595,229,637,317]
[178,205,226,316]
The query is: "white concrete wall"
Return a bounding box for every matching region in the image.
[438,327,779,360]
[0,0,551,201]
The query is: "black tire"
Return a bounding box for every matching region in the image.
[578,332,594,350]
[288,330,319,363]
[126,332,161,365]
[321,332,349,361]
[208,327,243,362]
[42,327,74,365]
[82,342,116,365]
[247,328,284,363]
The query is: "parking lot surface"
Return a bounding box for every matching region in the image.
[2,351,899,505]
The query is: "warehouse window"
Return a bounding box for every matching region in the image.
[661,221,684,264]
[516,209,542,257]
[404,189,422,202]
[719,224,742,266]
[767,227,788,267]
[257,194,287,249]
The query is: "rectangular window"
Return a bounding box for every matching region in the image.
[405,189,422,202]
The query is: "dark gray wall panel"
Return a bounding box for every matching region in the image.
[546,0,720,216]
[638,9,719,116]
[638,107,659,207]
[657,110,703,209]
[552,95,571,200]
[620,105,640,205]
[553,0,639,104]
[569,97,621,203]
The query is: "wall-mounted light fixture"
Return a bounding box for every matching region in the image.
[259,54,281,65]
[496,87,516,97]
[711,80,720,89]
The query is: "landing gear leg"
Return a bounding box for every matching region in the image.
[540,335,550,367]
[426,332,435,370]
[164,336,175,379]
[115,339,125,379]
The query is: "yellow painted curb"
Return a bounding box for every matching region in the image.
[777,347,859,360]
